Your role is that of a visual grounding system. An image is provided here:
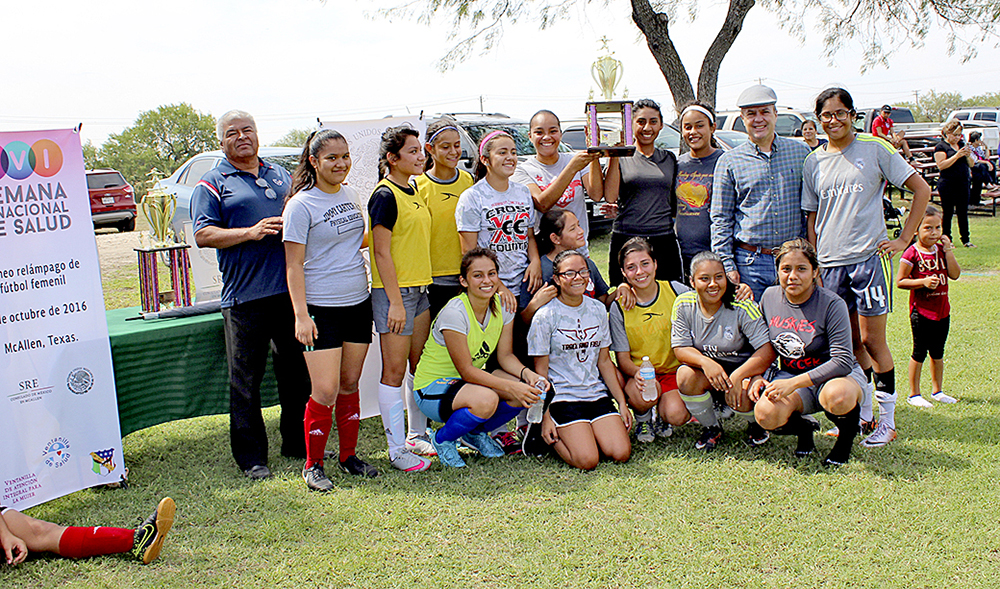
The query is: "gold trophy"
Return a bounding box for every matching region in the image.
[585,37,635,157]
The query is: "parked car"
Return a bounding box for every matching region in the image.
[87,169,136,232]
[945,108,1000,154]
[157,147,300,241]
[561,119,685,155]
[946,107,1000,124]
[714,130,749,149]
[716,107,820,138]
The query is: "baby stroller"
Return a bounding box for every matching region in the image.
[883,197,905,239]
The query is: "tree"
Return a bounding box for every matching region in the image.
[82,140,99,170]
[900,90,1000,122]
[96,103,217,197]
[375,0,1000,113]
[272,128,315,148]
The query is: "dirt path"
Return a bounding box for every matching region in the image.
[94,228,141,274]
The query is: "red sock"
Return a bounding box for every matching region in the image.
[336,392,361,462]
[304,397,333,468]
[58,526,134,559]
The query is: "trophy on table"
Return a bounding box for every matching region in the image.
[585,37,635,158]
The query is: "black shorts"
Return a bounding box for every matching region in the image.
[548,396,619,427]
[910,311,950,362]
[303,297,373,352]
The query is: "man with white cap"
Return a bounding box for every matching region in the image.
[710,84,812,300]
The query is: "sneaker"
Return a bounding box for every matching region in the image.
[932,391,958,404]
[339,455,379,478]
[860,422,897,448]
[907,394,934,408]
[492,431,523,455]
[461,431,504,458]
[521,422,549,457]
[429,434,466,468]
[405,433,437,457]
[694,426,724,451]
[243,464,272,480]
[132,497,175,564]
[964,242,976,248]
[651,416,673,438]
[745,422,770,448]
[389,448,432,472]
[303,463,335,492]
[635,421,654,443]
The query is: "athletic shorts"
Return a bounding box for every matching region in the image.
[770,365,868,415]
[549,396,619,427]
[910,311,950,362]
[821,253,893,317]
[656,371,678,394]
[302,298,373,352]
[414,377,464,423]
[372,286,431,336]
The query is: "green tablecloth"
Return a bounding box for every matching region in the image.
[106,306,278,437]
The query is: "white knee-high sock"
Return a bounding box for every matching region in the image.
[860,381,874,423]
[378,383,406,455]
[403,371,428,437]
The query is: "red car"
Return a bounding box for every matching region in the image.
[87,169,137,232]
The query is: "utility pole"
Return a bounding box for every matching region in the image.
[479,95,484,112]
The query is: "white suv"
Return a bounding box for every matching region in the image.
[716,107,820,139]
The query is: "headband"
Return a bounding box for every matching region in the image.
[478,130,511,157]
[428,125,459,144]
[680,105,715,124]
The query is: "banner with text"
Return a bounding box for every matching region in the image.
[0,129,125,511]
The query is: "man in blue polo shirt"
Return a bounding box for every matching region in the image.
[710,85,812,300]
[191,110,308,480]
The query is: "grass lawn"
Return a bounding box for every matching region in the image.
[7,216,1000,588]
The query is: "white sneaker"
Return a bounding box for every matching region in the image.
[389,448,431,473]
[860,422,897,448]
[932,391,958,404]
[907,395,934,408]
[405,433,437,456]
[635,421,654,443]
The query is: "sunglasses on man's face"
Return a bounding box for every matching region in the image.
[255,177,277,200]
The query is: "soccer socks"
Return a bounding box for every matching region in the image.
[680,391,719,428]
[58,526,134,559]
[303,398,333,468]
[335,392,361,463]
[404,371,428,437]
[824,404,861,465]
[378,383,406,455]
[477,401,522,435]
[874,369,897,429]
[435,408,489,443]
[860,381,875,423]
[735,410,755,423]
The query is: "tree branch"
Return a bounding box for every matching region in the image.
[697,0,755,108]
[630,0,695,112]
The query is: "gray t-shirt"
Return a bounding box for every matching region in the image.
[802,134,915,266]
[430,295,515,346]
[670,291,770,365]
[513,153,590,254]
[282,185,369,306]
[527,297,612,403]
[613,148,678,236]
[455,179,536,291]
[675,149,722,265]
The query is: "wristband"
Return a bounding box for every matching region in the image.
[520,367,528,382]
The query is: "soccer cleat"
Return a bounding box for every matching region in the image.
[303,464,335,492]
[635,421,654,443]
[243,464,272,480]
[461,431,504,458]
[860,422,897,448]
[745,421,770,448]
[389,448,432,472]
[932,391,958,404]
[520,422,549,457]
[405,433,437,457]
[132,497,175,564]
[429,434,466,468]
[651,415,673,438]
[694,426,724,451]
[907,394,933,408]
[492,431,523,455]
[339,455,379,478]
[860,418,878,436]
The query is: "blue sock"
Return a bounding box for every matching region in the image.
[435,408,488,443]
[475,402,522,435]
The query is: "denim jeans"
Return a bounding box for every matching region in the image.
[735,248,777,302]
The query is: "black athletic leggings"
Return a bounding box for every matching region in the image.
[938,178,971,245]
[910,310,950,363]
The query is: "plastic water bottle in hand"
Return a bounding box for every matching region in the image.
[639,357,657,402]
[527,378,547,424]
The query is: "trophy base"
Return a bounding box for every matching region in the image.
[587,145,636,157]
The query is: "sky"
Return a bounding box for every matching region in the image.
[4,0,998,148]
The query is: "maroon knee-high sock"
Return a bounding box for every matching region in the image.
[58,526,134,558]
[303,397,333,468]
[336,392,361,462]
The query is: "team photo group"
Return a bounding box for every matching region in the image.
[2,83,969,567]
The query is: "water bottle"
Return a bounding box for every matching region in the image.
[526,378,547,424]
[639,357,657,402]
